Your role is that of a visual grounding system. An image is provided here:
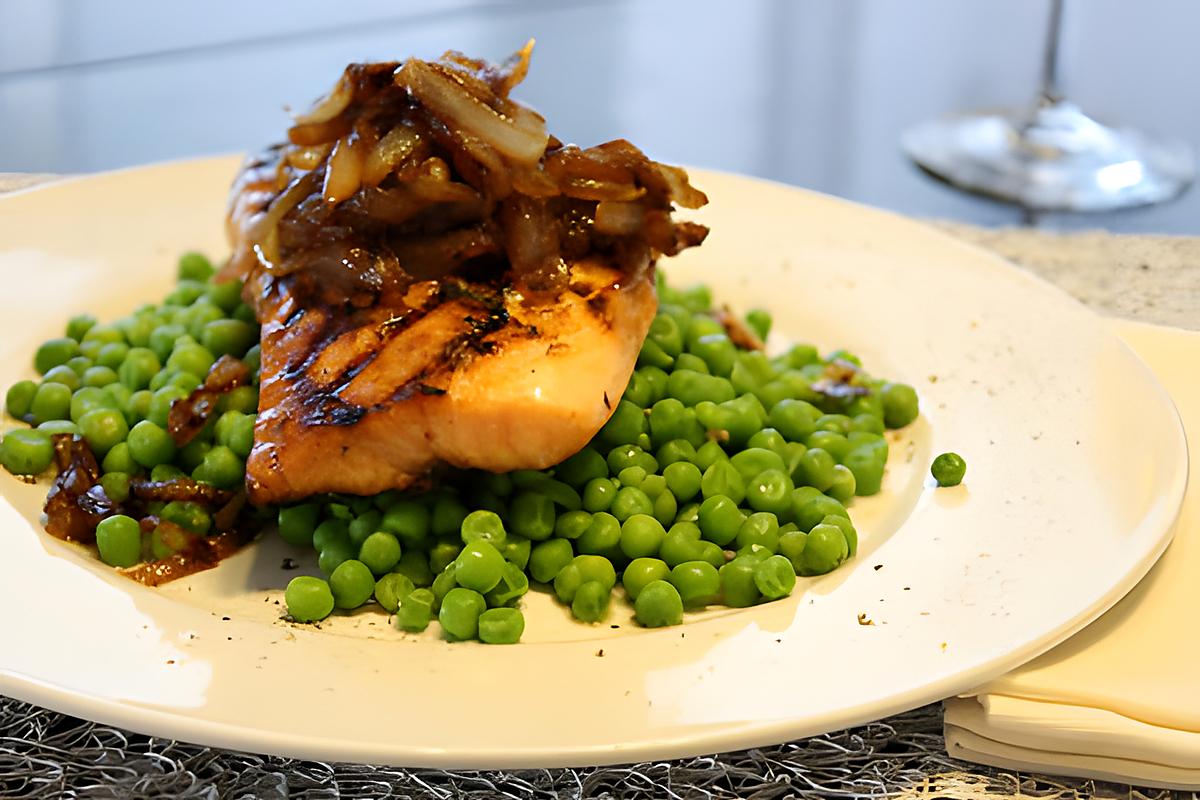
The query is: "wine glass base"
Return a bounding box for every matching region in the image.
[902,100,1195,212]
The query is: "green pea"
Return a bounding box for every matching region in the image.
[670,560,721,607]
[148,324,187,363]
[798,523,849,576]
[744,309,772,340]
[622,369,656,408]
[677,284,713,313]
[94,342,129,371]
[311,519,349,553]
[478,607,525,644]
[660,462,700,504]
[850,413,885,435]
[35,337,80,375]
[526,538,572,584]
[285,576,335,622]
[582,477,617,512]
[730,448,786,482]
[931,452,967,487]
[100,441,137,474]
[439,587,486,640]
[212,410,254,459]
[126,420,176,468]
[150,464,184,481]
[648,398,706,448]
[372,572,414,614]
[746,428,788,460]
[556,447,607,488]
[881,382,919,428]
[719,559,760,607]
[277,504,319,548]
[81,324,125,346]
[69,386,112,423]
[606,443,657,475]
[5,380,37,419]
[806,430,850,462]
[671,354,709,376]
[1,429,54,475]
[637,337,675,369]
[659,522,702,567]
[429,541,463,576]
[754,554,797,600]
[98,471,130,503]
[844,445,886,496]
[826,464,857,503]
[779,530,809,571]
[617,465,646,488]
[611,486,653,522]
[551,509,590,540]
[328,559,375,609]
[821,514,858,558]
[697,495,744,546]
[66,356,94,377]
[769,399,819,442]
[454,540,506,593]
[30,382,72,424]
[794,492,849,533]
[192,445,243,489]
[736,511,780,553]
[637,366,669,405]
[395,588,435,632]
[689,333,736,377]
[746,469,794,517]
[634,580,683,627]
[693,440,727,471]
[795,447,837,491]
[696,395,767,448]
[37,420,78,436]
[509,491,555,541]
[201,319,256,359]
[484,562,529,607]
[117,348,162,391]
[614,513,662,559]
[78,407,128,457]
[382,500,433,548]
[655,438,697,468]
[205,277,244,312]
[666,370,735,407]
[652,488,678,528]
[571,511,616,554]
[674,501,701,525]
[66,313,98,342]
[647,313,684,357]
[571,580,611,623]
[41,366,80,393]
[145,388,184,431]
[428,494,467,538]
[359,531,403,575]
[166,342,214,379]
[177,438,211,472]
[392,550,434,588]
[161,501,212,536]
[700,461,745,504]
[622,559,669,607]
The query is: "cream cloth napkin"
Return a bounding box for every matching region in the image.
[945,319,1200,790]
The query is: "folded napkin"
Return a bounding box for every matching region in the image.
[945,319,1200,790]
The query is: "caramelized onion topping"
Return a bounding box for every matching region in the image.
[228,42,708,308]
[167,355,251,447]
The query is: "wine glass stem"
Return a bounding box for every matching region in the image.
[1040,0,1065,104]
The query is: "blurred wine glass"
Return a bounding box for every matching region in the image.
[902,0,1194,212]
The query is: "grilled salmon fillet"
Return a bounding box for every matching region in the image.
[244,260,655,503]
[224,46,706,504]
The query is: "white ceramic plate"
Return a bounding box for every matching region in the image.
[0,157,1186,768]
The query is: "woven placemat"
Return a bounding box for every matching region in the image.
[1,175,1192,798]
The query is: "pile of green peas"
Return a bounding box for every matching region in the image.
[2,254,922,642]
[278,273,920,642]
[1,252,262,568]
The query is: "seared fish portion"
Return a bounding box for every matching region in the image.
[224,44,707,503]
[246,261,654,503]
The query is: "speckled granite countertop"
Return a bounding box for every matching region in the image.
[934,222,1199,331]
